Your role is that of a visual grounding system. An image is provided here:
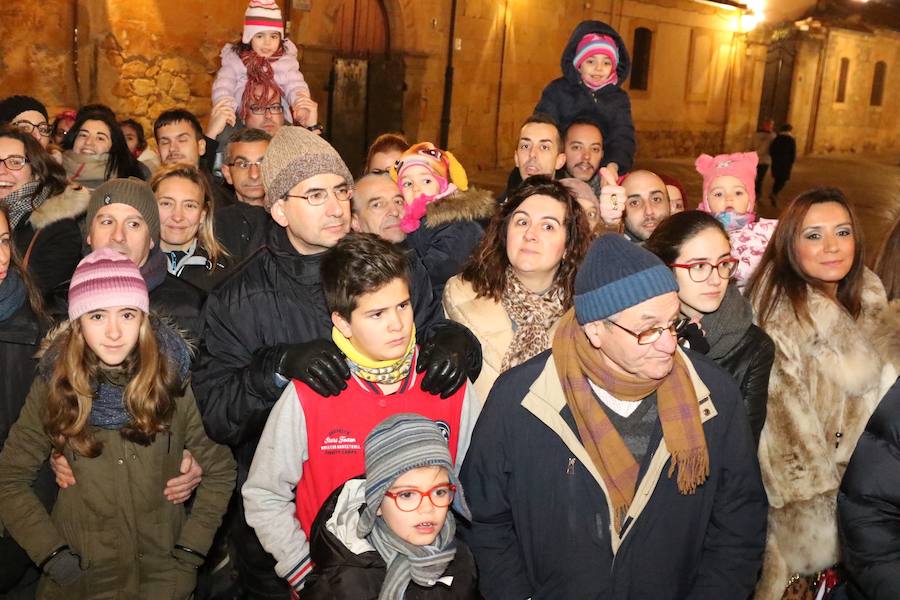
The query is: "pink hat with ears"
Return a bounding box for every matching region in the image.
[694,152,758,213]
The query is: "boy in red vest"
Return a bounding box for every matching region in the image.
[242,232,481,595]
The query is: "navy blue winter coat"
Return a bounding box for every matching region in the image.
[535,20,637,172]
[838,378,900,600]
[459,348,767,600]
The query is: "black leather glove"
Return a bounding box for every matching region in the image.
[277,339,350,397]
[417,321,483,398]
[42,547,83,586]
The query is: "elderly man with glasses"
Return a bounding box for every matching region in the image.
[459,233,768,600]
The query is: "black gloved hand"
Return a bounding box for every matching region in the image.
[277,339,350,397]
[417,321,483,398]
[42,547,83,586]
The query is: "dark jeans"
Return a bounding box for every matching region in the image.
[230,478,290,600]
[755,164,769,198]
[772,172,790,196]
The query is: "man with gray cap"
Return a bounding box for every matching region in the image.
[46,177,205,340]
[192,126,482,599]
[460,234,767,599]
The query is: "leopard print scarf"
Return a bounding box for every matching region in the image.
[500,267,566,372]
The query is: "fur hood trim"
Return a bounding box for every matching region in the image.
[425,186,495,227]
[28,185,90,230]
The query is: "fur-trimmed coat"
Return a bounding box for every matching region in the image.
[754,270,900,599]
[407,187,495,299]
[12,185,90,296]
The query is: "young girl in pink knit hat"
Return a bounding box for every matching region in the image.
[212,0,315,127]
[0,248,235,597]
[695,151,777,291]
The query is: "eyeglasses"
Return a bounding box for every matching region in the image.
[13,120,53,137]
[284,186,352,206]
[670,258,739,283]
[0,155,29,171]
[383,483,456,512]
[227,158,264,170]
[607,319,677,345]
[248,104,284,116]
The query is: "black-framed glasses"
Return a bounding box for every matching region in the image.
[384,483,456,512]
[0,155,29,171]
[248,104,283,116]
[227,158,264,170]
[13,120,53,137]
[607,319,677,345]
[284,186,352,206]
[670,258,739,283]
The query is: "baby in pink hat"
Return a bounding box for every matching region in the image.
[695,152,777,291]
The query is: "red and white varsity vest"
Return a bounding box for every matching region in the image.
[292,360,466,537]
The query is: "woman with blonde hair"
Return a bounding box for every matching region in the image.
[747,187,900,599]
[151,163,231,291]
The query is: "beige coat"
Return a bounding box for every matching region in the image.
[442,276,560,402]
[754,269,900,599]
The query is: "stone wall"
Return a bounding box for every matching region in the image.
[1,0,765,170]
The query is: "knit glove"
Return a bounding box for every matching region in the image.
[42,547,83,586]
[417,321,483,398]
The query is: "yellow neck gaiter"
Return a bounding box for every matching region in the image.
[331,325,416,384]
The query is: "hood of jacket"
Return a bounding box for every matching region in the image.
[560,20,631,88]
[27,185,90,230]
[425,186,495,228]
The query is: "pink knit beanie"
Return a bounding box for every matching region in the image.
[694,152,759,213]
[68,248,149,321]
[243,0,284,44]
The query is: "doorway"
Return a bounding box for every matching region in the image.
[757,34,797,129]
[327,0,404,174]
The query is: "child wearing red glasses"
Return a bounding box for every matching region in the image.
[300,413,478,598]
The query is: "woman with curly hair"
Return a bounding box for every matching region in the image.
[443,176,591,400]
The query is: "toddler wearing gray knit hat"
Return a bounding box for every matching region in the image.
[261,125,354,210]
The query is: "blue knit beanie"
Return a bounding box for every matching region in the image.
[574,233,678,324]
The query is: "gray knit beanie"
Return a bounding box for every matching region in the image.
[85,178,161,244]
[574,233,678,324]
[261,126,354,209]
[357,413,471,537]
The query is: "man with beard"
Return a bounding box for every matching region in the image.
[496,113,567,207]
[564,118,605,194]
[620,170,671,243]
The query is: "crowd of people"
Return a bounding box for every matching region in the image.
[0,3,899,600]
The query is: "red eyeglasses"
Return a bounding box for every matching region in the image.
[383,483,456,512]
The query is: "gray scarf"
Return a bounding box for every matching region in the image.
[700,284,753,360]
[0,269,27,322]
[0,180,51,229]
[368,513,458,600]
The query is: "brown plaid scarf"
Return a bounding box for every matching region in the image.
[551,309,709,531]
[239,46,286,122]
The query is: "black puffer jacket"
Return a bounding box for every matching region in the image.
[12,185,90,296]
[214,201,270,262]
[534,20,636,172]
[837,378,900,600]
[192,225,448,479]
[303,478,479,600]
[165,242,234,292]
